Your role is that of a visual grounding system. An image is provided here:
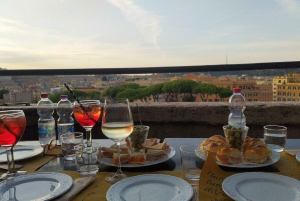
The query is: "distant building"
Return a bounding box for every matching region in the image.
[3,92,32,104]
[273,73,300,101]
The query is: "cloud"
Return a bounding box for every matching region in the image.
[275,0,300,18]
[106,0,162,51]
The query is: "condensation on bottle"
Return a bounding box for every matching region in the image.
[37,93,56,146]
[56,95,74,144]
[228,88,246,128]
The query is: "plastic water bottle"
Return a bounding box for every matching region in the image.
[56,95,74,144]
[228,88,246,128]
[37,93,56,146]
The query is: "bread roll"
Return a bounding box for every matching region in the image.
[244,145,272,164]
[209,135,227,144]
[216,147,242,164]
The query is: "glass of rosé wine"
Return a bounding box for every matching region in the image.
[0,110,26,179]
[73,100,101,151]
[101,98,134,183]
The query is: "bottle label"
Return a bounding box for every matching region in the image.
[57,124,74,135]
[38,124,55,138]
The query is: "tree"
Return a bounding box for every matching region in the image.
[135,87,152,102]
[49,90,98,103]
[148,83,165,102]
[216,87,232,100]
[116,89,137,102]
[193,83,218,101]
[102,83,140,98]
[162,79,197,102]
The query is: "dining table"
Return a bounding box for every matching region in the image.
[1,138,300,201]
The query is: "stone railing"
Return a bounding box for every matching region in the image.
[2,101,300,141]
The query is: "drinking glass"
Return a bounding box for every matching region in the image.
[0,110,26,179]
[180,144,203,185]
[264,125,287,152]
[73,100,101,150]
[60,132,83,160]
[101,98,134,183]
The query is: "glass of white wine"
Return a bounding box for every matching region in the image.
[101,98,134,183]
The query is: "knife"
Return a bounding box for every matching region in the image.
[54,175,96,201]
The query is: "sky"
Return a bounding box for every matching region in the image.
[0,0,299,70]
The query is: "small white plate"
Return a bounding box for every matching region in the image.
[0,172,73,201]
[106,174,193,201]
[101,147,176,167]
[195,147,280,168]
[222,172,300,201]
[0,146,43,162]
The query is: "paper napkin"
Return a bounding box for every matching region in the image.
[198,152,234,201]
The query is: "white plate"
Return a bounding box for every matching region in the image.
[222,172,300,201]
[107,174,193,201]
[195,147,280,168]
[101,147,176,167]
[0,146,43,162]
[0,172,73,201]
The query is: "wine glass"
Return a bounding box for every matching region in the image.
[73,100,101,151]
[101,98,134,183]
[0,110,26,179]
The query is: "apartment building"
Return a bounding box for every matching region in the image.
[273,73,300,101]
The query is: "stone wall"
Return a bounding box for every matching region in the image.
[2,101,300,141]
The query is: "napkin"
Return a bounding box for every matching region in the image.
[198,153,234,201]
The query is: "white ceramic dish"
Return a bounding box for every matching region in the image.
[0,172,73,201]
[0,146,43,162]
[101,147,175,167]
[222,172,300,201]
[106,174,193,201]
[195,147,280,168]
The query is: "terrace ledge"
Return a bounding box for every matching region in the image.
[2,101,300,140]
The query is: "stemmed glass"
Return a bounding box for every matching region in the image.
[0,110,26,179]
[73,100,101,151]
[101,98,134,183]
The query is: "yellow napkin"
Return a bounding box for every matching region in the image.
[198,153,234,201]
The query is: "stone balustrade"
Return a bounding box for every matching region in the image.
[2,101,300,141]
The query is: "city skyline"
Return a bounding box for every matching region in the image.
[0,0,300,70]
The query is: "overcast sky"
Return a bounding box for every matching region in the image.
[0,0,299,70]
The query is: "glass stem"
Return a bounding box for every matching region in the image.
[86,129,92,147]
[116,141,123,174]
[6,147,16,174]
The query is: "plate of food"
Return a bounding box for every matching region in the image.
[101,139,175,167]
[195,135,280,168]
[0,145,43,162]
[222,172,300,201]
[106,174,193,201]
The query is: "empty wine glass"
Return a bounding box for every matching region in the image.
[0,110,26,179]
[73,100,101,151]
[101,98,134,183]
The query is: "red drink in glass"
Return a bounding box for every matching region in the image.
[0,110,26,179]
[73,104,101,129]
[0,114,26,146]
[73,100,101,149]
